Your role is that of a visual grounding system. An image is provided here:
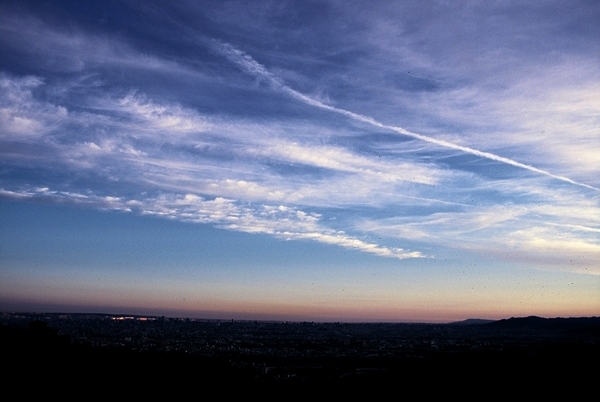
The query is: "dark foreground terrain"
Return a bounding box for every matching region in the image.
[1,313,598,395]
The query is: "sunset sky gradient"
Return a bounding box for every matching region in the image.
[1,1,599,322]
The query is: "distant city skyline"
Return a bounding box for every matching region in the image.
[1,1,598,322]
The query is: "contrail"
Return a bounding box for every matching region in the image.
[213,42,599,192]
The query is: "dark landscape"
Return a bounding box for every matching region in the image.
[2,312,598,394]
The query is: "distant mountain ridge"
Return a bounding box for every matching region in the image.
[448,318,495,325]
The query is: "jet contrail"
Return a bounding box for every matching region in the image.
[213,42,599,192]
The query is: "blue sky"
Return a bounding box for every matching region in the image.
[1,1,598,321]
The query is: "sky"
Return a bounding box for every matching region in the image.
[0,0,599,322]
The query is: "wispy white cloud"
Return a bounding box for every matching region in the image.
[358,187,600,273]
[409,59,600,185]
[0,187,423,260]
[498,226,600,275]
[117,93,212,135]
[0,74,67,138]
[0,73,453,210]
[246,141,439,185]
[213,42,599,192]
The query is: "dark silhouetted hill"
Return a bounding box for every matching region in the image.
[488,316,600,333]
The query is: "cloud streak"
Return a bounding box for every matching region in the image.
[213,42,599,192]
[1,187,422,260]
